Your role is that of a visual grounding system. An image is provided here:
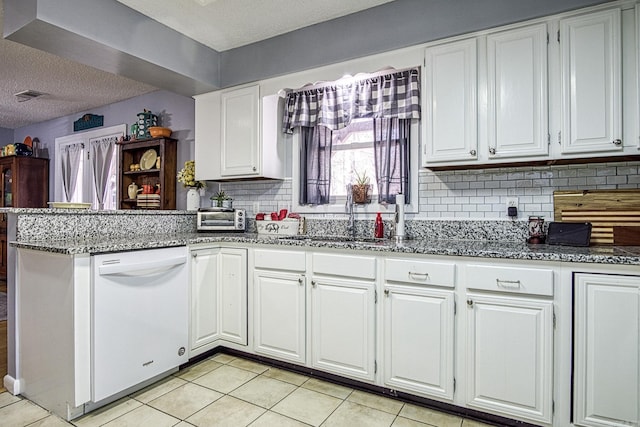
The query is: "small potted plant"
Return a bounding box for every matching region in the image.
[211,190,232,208]
[352,170,372,204]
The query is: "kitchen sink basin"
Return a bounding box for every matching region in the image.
[278,235,391,246]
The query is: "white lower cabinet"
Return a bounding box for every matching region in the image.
[383,285,455,399]
[311,253,376,382]
[573,273,640,427]
[382,258,456,400]
[253,249,306,364]
[190,246,247,355]
[465,264,554,424]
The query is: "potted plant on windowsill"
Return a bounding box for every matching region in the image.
[352,170,372,204]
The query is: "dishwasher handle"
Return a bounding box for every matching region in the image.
[98,255,187,277]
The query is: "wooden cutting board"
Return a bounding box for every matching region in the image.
[553,190,640,245]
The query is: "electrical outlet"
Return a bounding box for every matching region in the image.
[252,202,260,214]
[506,197,518,217]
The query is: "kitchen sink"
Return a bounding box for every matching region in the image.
[278,235,391,246]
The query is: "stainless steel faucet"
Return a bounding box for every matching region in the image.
[346,184,355,238]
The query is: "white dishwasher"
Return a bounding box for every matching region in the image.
[92,246,189,402]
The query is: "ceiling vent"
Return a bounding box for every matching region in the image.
[14,90,45,102]
[192,0,219,5]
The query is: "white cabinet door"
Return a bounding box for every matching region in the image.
[560,9,622,154]
[190,247,247,354]
[574,273,639,427]
[466,293,554,424]
[487,23,548,159]
[423,38,478,164]
[218,248,248,345]
[383,284,455,400]
[254,269,306,364]
[190,247,219,350]
[220,84,260,177]
[311,276,376,381]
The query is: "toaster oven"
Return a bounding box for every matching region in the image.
[196,207,246,232]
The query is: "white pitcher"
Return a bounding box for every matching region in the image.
[127,182,138,200]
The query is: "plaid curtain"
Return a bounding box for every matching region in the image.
[299,126,333,204]
[283,68,420,134]
[373,118,410,204]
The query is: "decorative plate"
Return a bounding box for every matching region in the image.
[140,149,158,170]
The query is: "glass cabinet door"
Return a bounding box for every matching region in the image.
[2,165,13,207]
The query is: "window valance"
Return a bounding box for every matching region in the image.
[282,67,421,134]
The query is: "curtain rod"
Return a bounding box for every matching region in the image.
[283,66,420,96]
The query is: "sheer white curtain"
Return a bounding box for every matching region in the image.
[55,124,125,208]
[61,143,83,202]
[90,136,116,210]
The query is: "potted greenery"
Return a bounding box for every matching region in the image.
[352,170,372,204]
[211,190,232,208]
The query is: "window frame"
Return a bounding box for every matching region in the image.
[291,119,420,215]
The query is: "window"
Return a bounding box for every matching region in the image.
[330,119,378,200]
[291,119,419,214]
[54,124,125,209]
[283,67,421,214]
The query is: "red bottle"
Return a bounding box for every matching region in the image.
[374,212,384,238]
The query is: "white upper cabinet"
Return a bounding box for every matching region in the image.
[423,22,549,167]
[194,84,284,181]
[423,38,478,164]
[487,23,548,159]
[220,85,260,177]
[560,8,622,154]
[422,3,638,169]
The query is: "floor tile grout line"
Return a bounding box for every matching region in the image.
[2,354,484,427]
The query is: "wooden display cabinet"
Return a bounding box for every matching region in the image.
[0,156,49,279]
[117,137,177,210]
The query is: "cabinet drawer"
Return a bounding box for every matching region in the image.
[313,253,376,279]
[385,258,455,288]
[466,264,554,296]
[254,249,305,272]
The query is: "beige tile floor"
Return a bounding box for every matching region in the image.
[0,353,496,427]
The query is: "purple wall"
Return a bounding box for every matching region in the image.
[0,127,14,145]
[13,90,196,208]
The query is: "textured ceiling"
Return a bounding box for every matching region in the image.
[1,0,393,130]
[117,0,393,51]
[0,0,158,130]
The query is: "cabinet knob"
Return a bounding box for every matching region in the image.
[612,139,622,146]
[252,166,257,171]
[384,289,390,296]
[192,253,198,258]
[311,280,316,287]
[467,299,473,307]
[489,147,496,155]
[298,277,303,285]
[469,149,477,156]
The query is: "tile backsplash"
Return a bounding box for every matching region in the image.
[219,161,640,221]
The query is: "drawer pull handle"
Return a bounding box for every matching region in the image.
[408,272,429,281]
[496,279,521,288]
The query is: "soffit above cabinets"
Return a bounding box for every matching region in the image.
[116,0,395,51]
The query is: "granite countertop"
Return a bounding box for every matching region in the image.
[11,232,640,265]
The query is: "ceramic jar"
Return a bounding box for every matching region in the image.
[127,182,139,200]
[186,188,200,211]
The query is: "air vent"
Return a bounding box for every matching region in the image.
[192,0,219,5]
[14,90,44,102]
